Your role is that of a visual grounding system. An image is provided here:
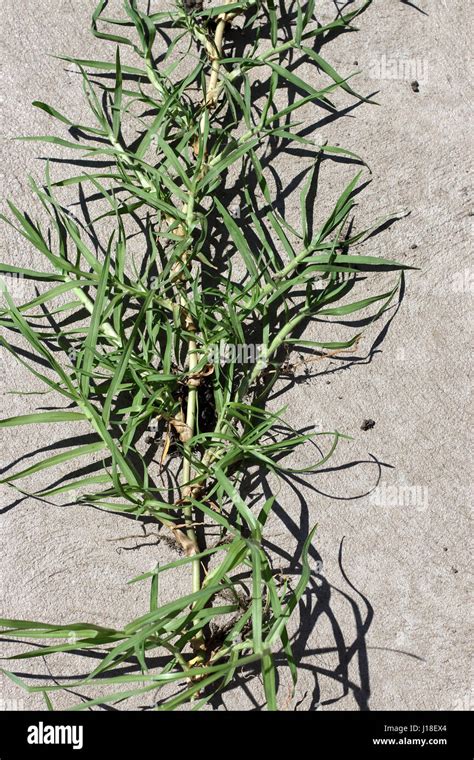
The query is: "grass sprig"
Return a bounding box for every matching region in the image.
[0,0,409,710]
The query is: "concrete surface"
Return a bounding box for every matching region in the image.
[0,0,472,711]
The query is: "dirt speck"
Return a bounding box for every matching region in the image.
[361,419,376,431]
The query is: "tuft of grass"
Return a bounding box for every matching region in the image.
[0,0,410,710]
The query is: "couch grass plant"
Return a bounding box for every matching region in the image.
[0,0,409,710]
